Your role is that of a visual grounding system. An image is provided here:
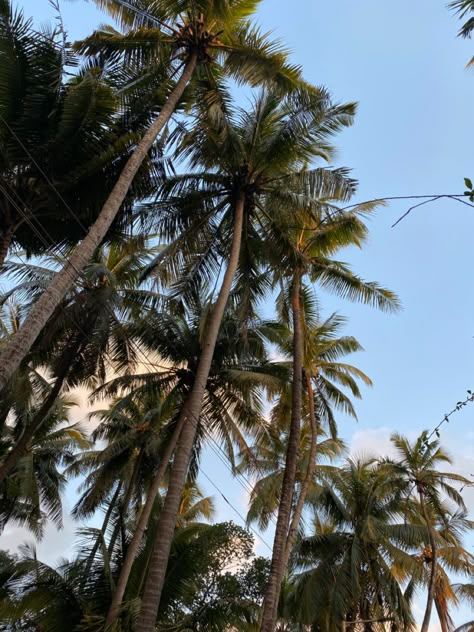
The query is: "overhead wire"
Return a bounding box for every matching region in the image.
[0,140,277,543]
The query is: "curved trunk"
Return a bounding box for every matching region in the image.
[420,491,437,632]
[0,222,14,269]
[282,373,319,569]
[260,270,304,632]
[135,192,246,632]
[104,417,185,630]
[0,54,198,394]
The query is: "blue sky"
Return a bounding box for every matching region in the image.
[7,1,474,628]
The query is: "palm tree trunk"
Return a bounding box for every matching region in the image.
[282,373,319,569]
[260,269,304,632]
[104,420,185,630]
[135,192,246,632]
[0,222,14,269]
[108,450,143,558]
[84,482,123,577]
[420,491,437,632]
[0,53,198,394]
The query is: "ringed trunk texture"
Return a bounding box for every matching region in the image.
[103,421,185,631]
[420,491,438,632]
[134,193,246,632]
[0,54,198,394]
[0,223,14,269]
[282,374,319,568]
[260,270,304,632]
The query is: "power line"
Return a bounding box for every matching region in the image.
[0,165,275,538]
[200,468,273,552]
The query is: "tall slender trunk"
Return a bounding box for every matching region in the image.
[84,482,123,578]
[260,270,304,632]
[0,222,14,269]
[135,192,246,632]
[282,373,319,569]
[0,337,79,483]
[0,54,198,394]
[107,450,143,558]
[104,418,185,630]
[420,491,437,632]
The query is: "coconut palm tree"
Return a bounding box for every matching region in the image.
[0,0,309,391]
[99,291,274,629]
[0,395,90,537]
[385,433,472,632]
[134,88,360,631]
[0,0,163,269]
[0,486,216,632]
[258,195,399,630]
[290,458,417,631]
[0,236,162,484]
[240,419,344,532]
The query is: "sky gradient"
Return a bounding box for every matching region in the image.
[5,1,474,629]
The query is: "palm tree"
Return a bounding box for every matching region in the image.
[386,433,471,632]
[0,395,90,537]
[450,1,474,56]
[240,419,344,532]
[98,292,273,628]
[0,0,162,269]
[0,0,308,391]
[0,487,215,632]
[278,311,372,569]
[0,236,161,483]
[290,458,417,631]
[134,88,359,631]
[258,196,399,630]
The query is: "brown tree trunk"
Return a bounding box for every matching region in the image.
[0,222,14,269]
[420,491,438,632]
[84,482,123,577]
[104,417,185,630]
[107,448,144,559]
[0,54,198,394]
[135,192,246,632]
[260,270,304,632]
[282,373,319,569]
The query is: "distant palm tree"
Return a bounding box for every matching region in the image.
[386,433,471,632]
[100,293,273,628]
[0,236,161,483]
[259,195,399,630]
[0,396,90,536]
[0,484,215,632]
[291,458,417,631]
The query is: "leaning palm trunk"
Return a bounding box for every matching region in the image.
[135,193,246,632]
[84,482,123,579]
[0,54,198,393]
[103,416,185,630]
[420,491,438,632]
[282,373,319,569]
[260,270,304,632]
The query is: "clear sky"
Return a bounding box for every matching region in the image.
[6,1,474,629]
